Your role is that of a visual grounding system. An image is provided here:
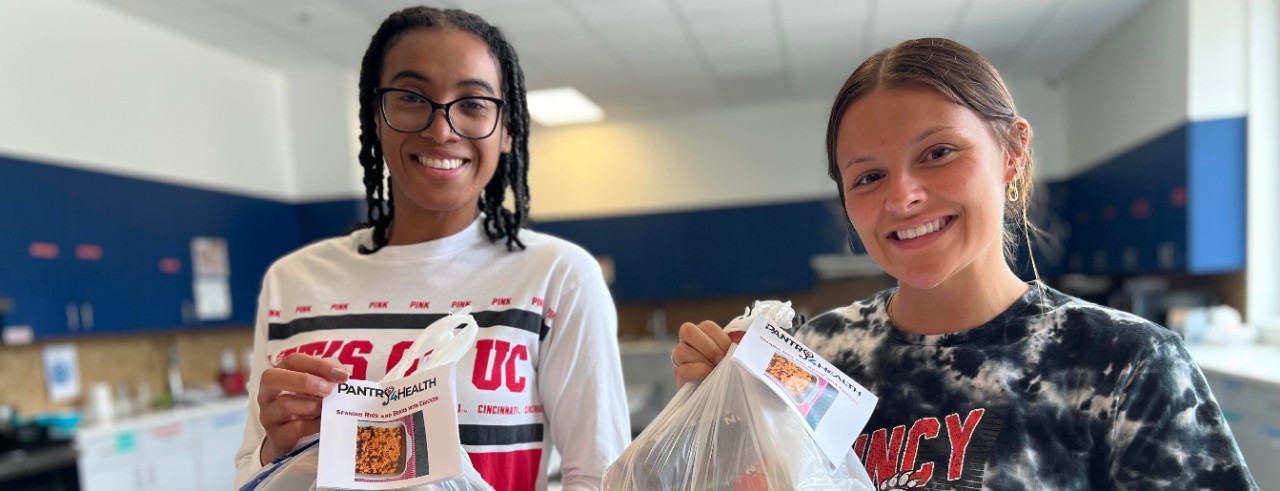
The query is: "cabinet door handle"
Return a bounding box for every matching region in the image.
[80,303,94,330]
[65,303,79,331]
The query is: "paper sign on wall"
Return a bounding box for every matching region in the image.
[43,343,81,402]
[190,237,231,321]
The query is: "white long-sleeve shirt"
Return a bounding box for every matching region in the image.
[233,219,629,490]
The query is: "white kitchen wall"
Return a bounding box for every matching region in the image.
[0,0,296,201]
[1188,0,1248,122]
[1063,0,1190,174]
[283,66,363,202]
[528,75,1068,221]
[1006,78,1070,182]
[527,97,833,221]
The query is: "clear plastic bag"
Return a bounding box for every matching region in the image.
[603,301,874,491]
[241,443,492,491]
[240,309,496,491]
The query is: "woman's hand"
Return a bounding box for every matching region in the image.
[672,320,732,388]
[256,353,349,465]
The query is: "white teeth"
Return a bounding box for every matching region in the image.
[416,156,465,170]
[896,217,948,240]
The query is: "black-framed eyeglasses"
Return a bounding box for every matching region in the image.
[374,88,506,140]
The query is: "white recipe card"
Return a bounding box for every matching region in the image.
[317,362,462,489]
[731,315,878,466]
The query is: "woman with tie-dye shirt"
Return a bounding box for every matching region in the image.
[672,38,1258,490]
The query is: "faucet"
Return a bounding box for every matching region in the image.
[167,341,185,403]
[647,307,668,341]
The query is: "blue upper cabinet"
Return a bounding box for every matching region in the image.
[1186,118,1247,274]
[1,155,303,341]
[533,200,850,302]
[1053,117,1246,277]
[0,159,77,337]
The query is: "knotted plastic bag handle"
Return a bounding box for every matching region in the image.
[379,307,479,384]
[675,300,796,397]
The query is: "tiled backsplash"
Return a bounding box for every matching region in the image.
[0,327,253,415]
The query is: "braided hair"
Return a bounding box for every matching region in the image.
[356,7,531,254]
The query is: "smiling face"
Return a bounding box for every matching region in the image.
[834,84,1019,290]
[377,28,511,229]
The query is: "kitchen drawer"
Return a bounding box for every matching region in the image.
[140,421,193,456]
[1230,415,1280,490]
[77,431,140,469]
[1238,382,1280,417]
[1205,372,1280,418]
[1204,372,1249,415]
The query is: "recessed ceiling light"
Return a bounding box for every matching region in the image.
[526,87,605,126]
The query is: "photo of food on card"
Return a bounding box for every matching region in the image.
[353,411,430,483]
[764,353,840,429]
[765,353,820,405]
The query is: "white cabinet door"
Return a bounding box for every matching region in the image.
[193,407,248,491]
[1202,371,1280,489]
[79,465,140,491]
[1236,417,1280,489]
[140,421,199,490]
[148,450,202,490]
[78,431,143,491]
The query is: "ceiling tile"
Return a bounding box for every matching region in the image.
[718,69,793,104]
[330,0,457,24]
[447,0,554,18]
[954,0,1057,49]
[778,0,869,29]
[484,4,580,37]
[871,0,964,48]
[672,0,771,17]
[596,18,688,47]
[238,1,372,36]
[81,0,1153,118]
[571,0,674,26]
[708,53,784,76]
[96,0,212,15]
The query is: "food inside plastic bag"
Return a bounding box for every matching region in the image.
[603,301,875,491]
[240,309,496,491]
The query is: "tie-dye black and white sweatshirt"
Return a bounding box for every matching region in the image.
[796,282,1258,490]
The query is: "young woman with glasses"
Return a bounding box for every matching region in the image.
[234,8,629,490]
[672,38,1257,490]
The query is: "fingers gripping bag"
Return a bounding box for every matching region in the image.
[603,301,878,491]
[241,308,495,491]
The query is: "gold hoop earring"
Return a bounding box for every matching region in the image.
[1007,182,1019,203]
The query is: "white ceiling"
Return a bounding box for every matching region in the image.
[90,0,1151,118]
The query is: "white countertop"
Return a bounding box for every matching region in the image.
[75,396,248,441]
[1186,343,1280,390]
